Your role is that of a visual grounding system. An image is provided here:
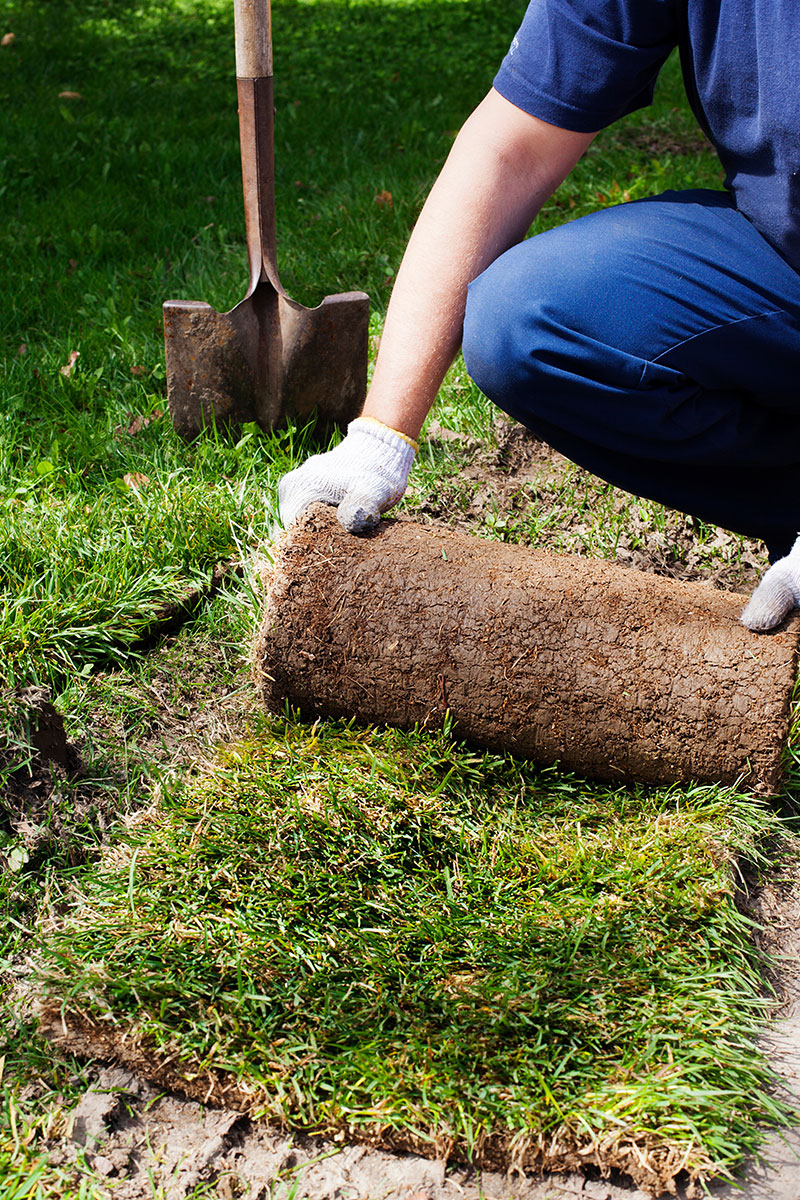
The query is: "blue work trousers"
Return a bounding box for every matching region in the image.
[462,190,800,561]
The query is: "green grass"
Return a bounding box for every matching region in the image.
[0,0,786,1194]
[0,1029,111,1200]
[0,413,285,687]
[37,716,794,1191]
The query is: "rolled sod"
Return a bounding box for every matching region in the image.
[255,506,800,793]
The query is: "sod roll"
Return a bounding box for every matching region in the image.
[255,505,800,793]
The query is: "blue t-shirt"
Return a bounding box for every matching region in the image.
[493,0,800,273]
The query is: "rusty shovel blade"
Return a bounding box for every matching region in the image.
[164,285,369,439]
[165,8,369,440]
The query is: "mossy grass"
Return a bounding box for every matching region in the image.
[38,715,796,1191]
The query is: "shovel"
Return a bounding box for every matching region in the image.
[164,0,370,438]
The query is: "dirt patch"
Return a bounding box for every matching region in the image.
[0,686,99,870]
[413,421,768,595]
[1,605,259,875]
[40,1062,656,1200]
[415,420,568,529]
[488,420,570,480]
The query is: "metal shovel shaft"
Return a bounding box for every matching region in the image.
[234,0,279,295]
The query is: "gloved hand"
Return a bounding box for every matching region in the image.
[278,416,418,533]
[741,535,800,631]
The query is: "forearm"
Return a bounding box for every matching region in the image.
[363,88,595,440]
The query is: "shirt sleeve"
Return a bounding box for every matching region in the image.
[493,0,678,133]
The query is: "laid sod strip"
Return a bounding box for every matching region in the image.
[0,415,301,692]
[37,717,795,1194]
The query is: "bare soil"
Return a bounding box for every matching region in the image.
[1,622,258,876]
[417,420,768,593]
[1,688,104,871]
[42,1061,655,1200]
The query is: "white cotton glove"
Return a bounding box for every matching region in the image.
[278,416,418,533]
[741,535,800,631]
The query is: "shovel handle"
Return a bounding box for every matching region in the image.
[234,0,272,78]
[234,0,279,290]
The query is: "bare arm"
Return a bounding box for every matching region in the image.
[363,88,596,440]
[278,89,595,533]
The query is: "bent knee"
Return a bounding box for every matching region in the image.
[463,238,583,406]
[462,265,517,404]
[463,224,663,410]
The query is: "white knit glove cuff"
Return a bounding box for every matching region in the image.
[278,416,418,533]
[346,416,418,484]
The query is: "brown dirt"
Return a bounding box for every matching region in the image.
[254,504,798,793]
[415,421,768,594]
[1,606,258,875]
[38,1060,656,1200]
[36,1001,704,1196]
[1,686,99,869]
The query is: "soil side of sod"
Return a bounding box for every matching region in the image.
[253,504,798,792]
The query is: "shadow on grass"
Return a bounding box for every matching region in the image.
[1,0,705,359]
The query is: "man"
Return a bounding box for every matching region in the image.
[279,0,800,633]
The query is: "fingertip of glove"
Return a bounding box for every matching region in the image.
[338,504,380,535]
[740,608,776,633]
[740,585,794,632]
[278,496,308,530]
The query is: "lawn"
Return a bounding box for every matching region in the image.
[37,718,796,1194]
[1,0,797,1196]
